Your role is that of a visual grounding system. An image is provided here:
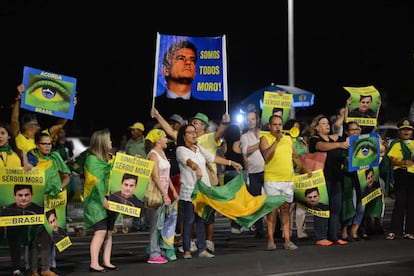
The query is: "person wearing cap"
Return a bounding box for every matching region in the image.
[126,122,146,158]
[191,111,230,253]
[125,122,147,231]
[145,128,178,264]
[384,118,414,240]
[169,114,185,131]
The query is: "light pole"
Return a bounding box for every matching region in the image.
[288,0,295,119]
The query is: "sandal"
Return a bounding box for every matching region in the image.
[386,233,395,240]
[403,234,414,240]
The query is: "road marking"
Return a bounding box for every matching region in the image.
[268,261,396,275]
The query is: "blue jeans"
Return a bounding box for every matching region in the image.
[343,190,365,226]
[313,178,343,241]
[179,200,207,253]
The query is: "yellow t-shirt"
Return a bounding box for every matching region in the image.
[197,132,222,174]
[0,151,21,167]
[15,132,36,153]
[262,132,294,182]
[15,129,51,153]
[388,140,414,174]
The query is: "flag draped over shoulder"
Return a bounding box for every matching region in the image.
[379,138,411,199]
[29,149,72,197]
[192,172,286,228]
[83,154,112,229]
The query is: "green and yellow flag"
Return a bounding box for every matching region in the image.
[83,154,112,229]
[192,172,286,228]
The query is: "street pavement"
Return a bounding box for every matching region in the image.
[1,198,414,276]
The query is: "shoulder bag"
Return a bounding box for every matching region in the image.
[144,178,163,209]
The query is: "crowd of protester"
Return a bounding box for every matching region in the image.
[1,82,414,276]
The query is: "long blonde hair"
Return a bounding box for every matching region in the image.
[310,114,327,137]
[89,128,111,162]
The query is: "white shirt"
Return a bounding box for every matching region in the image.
[176,144,214,202]
[240,129,264,174]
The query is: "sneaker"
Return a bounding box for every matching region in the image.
[178,240,197,253]
[284,241,298,250]
[206,240,215,252]
[190,240,198,252]
[147,256,168,264]
[231,227,242,234]
[13,270,23,276]
[198,251,215,258]
[266,242,276,251]
[168,254,177,261]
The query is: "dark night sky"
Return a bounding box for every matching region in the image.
[2,0,414,145]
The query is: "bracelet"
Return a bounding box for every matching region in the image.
[228,160,231,166]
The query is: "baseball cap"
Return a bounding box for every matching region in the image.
[169,114,184,125]
[192,112,209,126]
[397,118,414,130]
[128,122,145,131]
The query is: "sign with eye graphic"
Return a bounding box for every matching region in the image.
[348,132,380,172]
[21,66,77,120]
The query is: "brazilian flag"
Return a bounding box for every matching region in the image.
[29,149,71,197]
[192,172,286,228]
[159,200,178,261]
[83,154,112,229]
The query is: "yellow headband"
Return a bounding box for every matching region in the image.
[145,129,165,143]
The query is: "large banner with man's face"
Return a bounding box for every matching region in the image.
[153,33,227,120]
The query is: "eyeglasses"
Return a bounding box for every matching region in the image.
[348,128,360,131]
[38,142,52,146]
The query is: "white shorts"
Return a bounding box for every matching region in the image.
[263,181,294,203]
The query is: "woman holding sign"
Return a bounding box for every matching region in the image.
[309,114,350,246]
[27,131,71,276]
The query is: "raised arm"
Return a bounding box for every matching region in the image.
[150,107,176,140]
[11,84,24,136]
[214,113,230,142]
